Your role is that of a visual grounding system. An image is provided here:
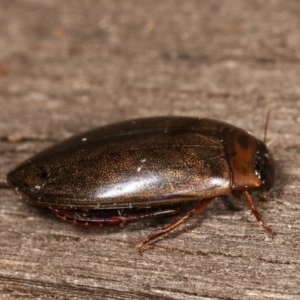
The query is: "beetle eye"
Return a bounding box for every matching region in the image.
[255,142,275,191]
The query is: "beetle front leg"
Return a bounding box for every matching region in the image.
[136,198,213,254]
[243,190,276,237]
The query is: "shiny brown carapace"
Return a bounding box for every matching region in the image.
[7,117,275,253]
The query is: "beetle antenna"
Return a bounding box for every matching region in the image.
[263,110,271,143]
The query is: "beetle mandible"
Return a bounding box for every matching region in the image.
[7,117,275,253]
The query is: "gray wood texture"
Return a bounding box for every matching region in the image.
[1,1,300,299]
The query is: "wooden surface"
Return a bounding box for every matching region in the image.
[1,1,300,299]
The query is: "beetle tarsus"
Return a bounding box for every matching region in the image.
[136,198,213,253]
[243,190,276,237]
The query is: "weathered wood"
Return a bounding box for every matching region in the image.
[1,1,300,299]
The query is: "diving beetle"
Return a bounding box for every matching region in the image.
[7,117,275,253]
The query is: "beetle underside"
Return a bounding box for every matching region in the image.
[51,191,275,254]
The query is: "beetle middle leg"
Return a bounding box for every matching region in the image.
[51,207,182,228]
[136,198,214,254]
[243,190,276,237]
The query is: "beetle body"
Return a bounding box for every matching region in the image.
[7,117,275,252]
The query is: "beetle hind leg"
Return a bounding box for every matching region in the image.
[136,198,213,254]
[243,190,276,237]
[51,207,182,228]
[52,208,128,227]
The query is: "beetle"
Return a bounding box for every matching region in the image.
[7,116,275,253]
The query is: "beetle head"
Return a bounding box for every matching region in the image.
[254,141,275,191]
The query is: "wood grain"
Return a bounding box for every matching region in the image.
[1,1,300,299]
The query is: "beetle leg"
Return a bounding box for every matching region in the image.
[52,209,127,227]
[136,198,213,254]
[51,207,181,228]
[243,190,276,237]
